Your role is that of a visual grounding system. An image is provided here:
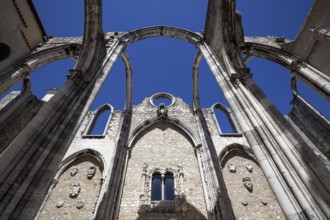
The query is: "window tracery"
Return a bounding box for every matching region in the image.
[139,164,187,213]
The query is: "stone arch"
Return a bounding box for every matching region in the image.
[0,43,80,96]
[128,116,202,150]
[120,116,207,219]
[0,42,133,109]
[59,148,105,176]
[241,37,330,101]
[211,103,239,134]
[120,26,203,46]
[219,143,257,168]
[84,103,113,136]
[220,143,285,219]
[37,149,105,220]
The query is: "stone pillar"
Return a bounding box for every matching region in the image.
[243,76,330,218]
[199,42,320,219]
[0,43,123,218]
[0,78,42,155]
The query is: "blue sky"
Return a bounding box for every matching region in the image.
[25,0,328,120]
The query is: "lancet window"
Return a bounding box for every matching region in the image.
[85,104,113,136]
[212,103,238,134]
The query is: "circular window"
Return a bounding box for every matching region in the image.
[0,43,10,61]
[150,92,175,107]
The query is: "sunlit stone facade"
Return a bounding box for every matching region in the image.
[0,1,330,219]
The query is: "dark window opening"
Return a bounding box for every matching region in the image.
[164,173,175,200]
[151,172,175,201]
[151,173,162,201]
[0,43,10,61]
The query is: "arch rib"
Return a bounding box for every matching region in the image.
[119,26,203,46]
[241,36,330,101]
[128,116,202,149]
[0,42,80,96]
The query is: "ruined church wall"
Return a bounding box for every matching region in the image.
[118,125,207,220]
[118,96,207,219]
[202,107,285,219]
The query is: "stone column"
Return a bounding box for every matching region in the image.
[242,75,330,218]
[199,42,319,219]
[0,41,124,218]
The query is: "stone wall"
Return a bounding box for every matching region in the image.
[0,91,42,154]
[118,96,207,220]
[37,155,103,220]
[37,95,289,220]
[118,124,207,220]
[62,109,123,172]
[289,96,330,159]
[222,151,285,220]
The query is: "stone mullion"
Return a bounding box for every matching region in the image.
[161,174,165,200]
[199,43,310,219]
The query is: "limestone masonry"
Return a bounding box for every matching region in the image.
[0,0,329,219]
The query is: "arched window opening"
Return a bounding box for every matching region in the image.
[151,172,175,201]
[151,173,162,201]
[87,106,112,136]
[213,104,237,134]
[164,173,175,200]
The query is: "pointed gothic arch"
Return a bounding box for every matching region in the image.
[57,148,105,177]
[0,43,80,96]
[127,115,202,150]
[211,103,239,134]
[219,143,257,167]
[37,148,105,219]
[241,37,330,101]
[219,143,285,219]
[84,103,113,136]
